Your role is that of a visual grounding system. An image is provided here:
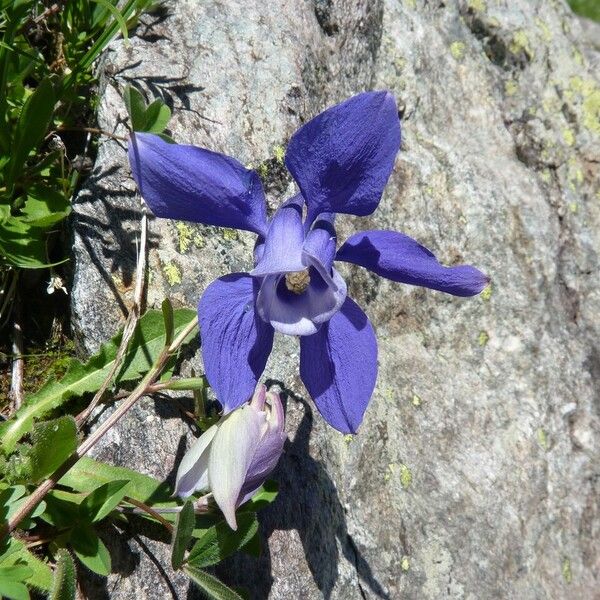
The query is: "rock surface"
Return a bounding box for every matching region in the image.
[71,0,600,598]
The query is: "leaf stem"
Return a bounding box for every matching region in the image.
[77,205,148,428]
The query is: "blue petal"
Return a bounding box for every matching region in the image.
[336,230,489,297]
[128,132,268,235]
[199,274,274,412]
[299,297,377,433]
[302,213,337,272]
[251,195,305,276]
[285,91,401,225]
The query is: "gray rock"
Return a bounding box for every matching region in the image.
[71,0,600,598]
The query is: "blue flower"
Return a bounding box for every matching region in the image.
[128,91,488,433]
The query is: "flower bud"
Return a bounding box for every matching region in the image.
[174,384,286,529]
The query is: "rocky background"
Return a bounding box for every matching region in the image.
[71,0,600,598]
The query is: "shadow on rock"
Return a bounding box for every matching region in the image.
[215,392,389,600]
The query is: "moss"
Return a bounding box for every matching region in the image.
[562,557,572,584]
[400,463,412,489]
[162,262,182,286]
[450,41,466,60]
[505,80,518,96]
[401,556,410,572]
[478,330,489,346]
[509,30,534,60]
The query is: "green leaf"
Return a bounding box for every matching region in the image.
[0,565,33,581]
[162,297,174,346]
[20,184,70,228]
[27,416,78,482]
[0,308,197,453]
[0,217,66,269]
[49,549,76,600]
[80,480,130,523]
[186,512,258,569]
[5,78,56,191]
[0,537,53,592]
[70,526,111,576]
[143,99,171,133]
[184,566,244,600]
[0,580,30,600]
[171,500,195,570]
[240,480,278,512]
[123,85,147,131]
[59,457,174,506]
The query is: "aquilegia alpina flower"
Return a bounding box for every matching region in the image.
[128,91,488,434]
[175,384,285,529]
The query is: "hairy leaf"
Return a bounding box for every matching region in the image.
[0,537,53,592]
[186,512,258,568]
[184,566,244,600]
[27,416,78,483]
[49,549,76,600]
[171,500,195,570]
[80,480,130,523]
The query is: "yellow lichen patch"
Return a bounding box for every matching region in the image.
[569,202,578,214]
[509,30,534,60]
[540,169,552,183]
[568,77,600,135]
[450,41,466,61]
[481,284,492,301]
[478,330,489,346]
[401,556,410,572]
[567,158,584,192]
[404,0,416,8]
[562,557,572,584]
[468,0,485,11]
[536,428,548,451]
[399,464,412,489]
[562,128,576,147]
[343,434,354,445]
[534,18,553,43]
[257,163,269,178]
[273,145,285,164]
[505,80,518,97]
[175,222,194,253]
[412,393,422,407]
[221,228,239,241]
[163,262,182,286]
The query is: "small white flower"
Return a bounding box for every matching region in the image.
[47,275,68,295]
